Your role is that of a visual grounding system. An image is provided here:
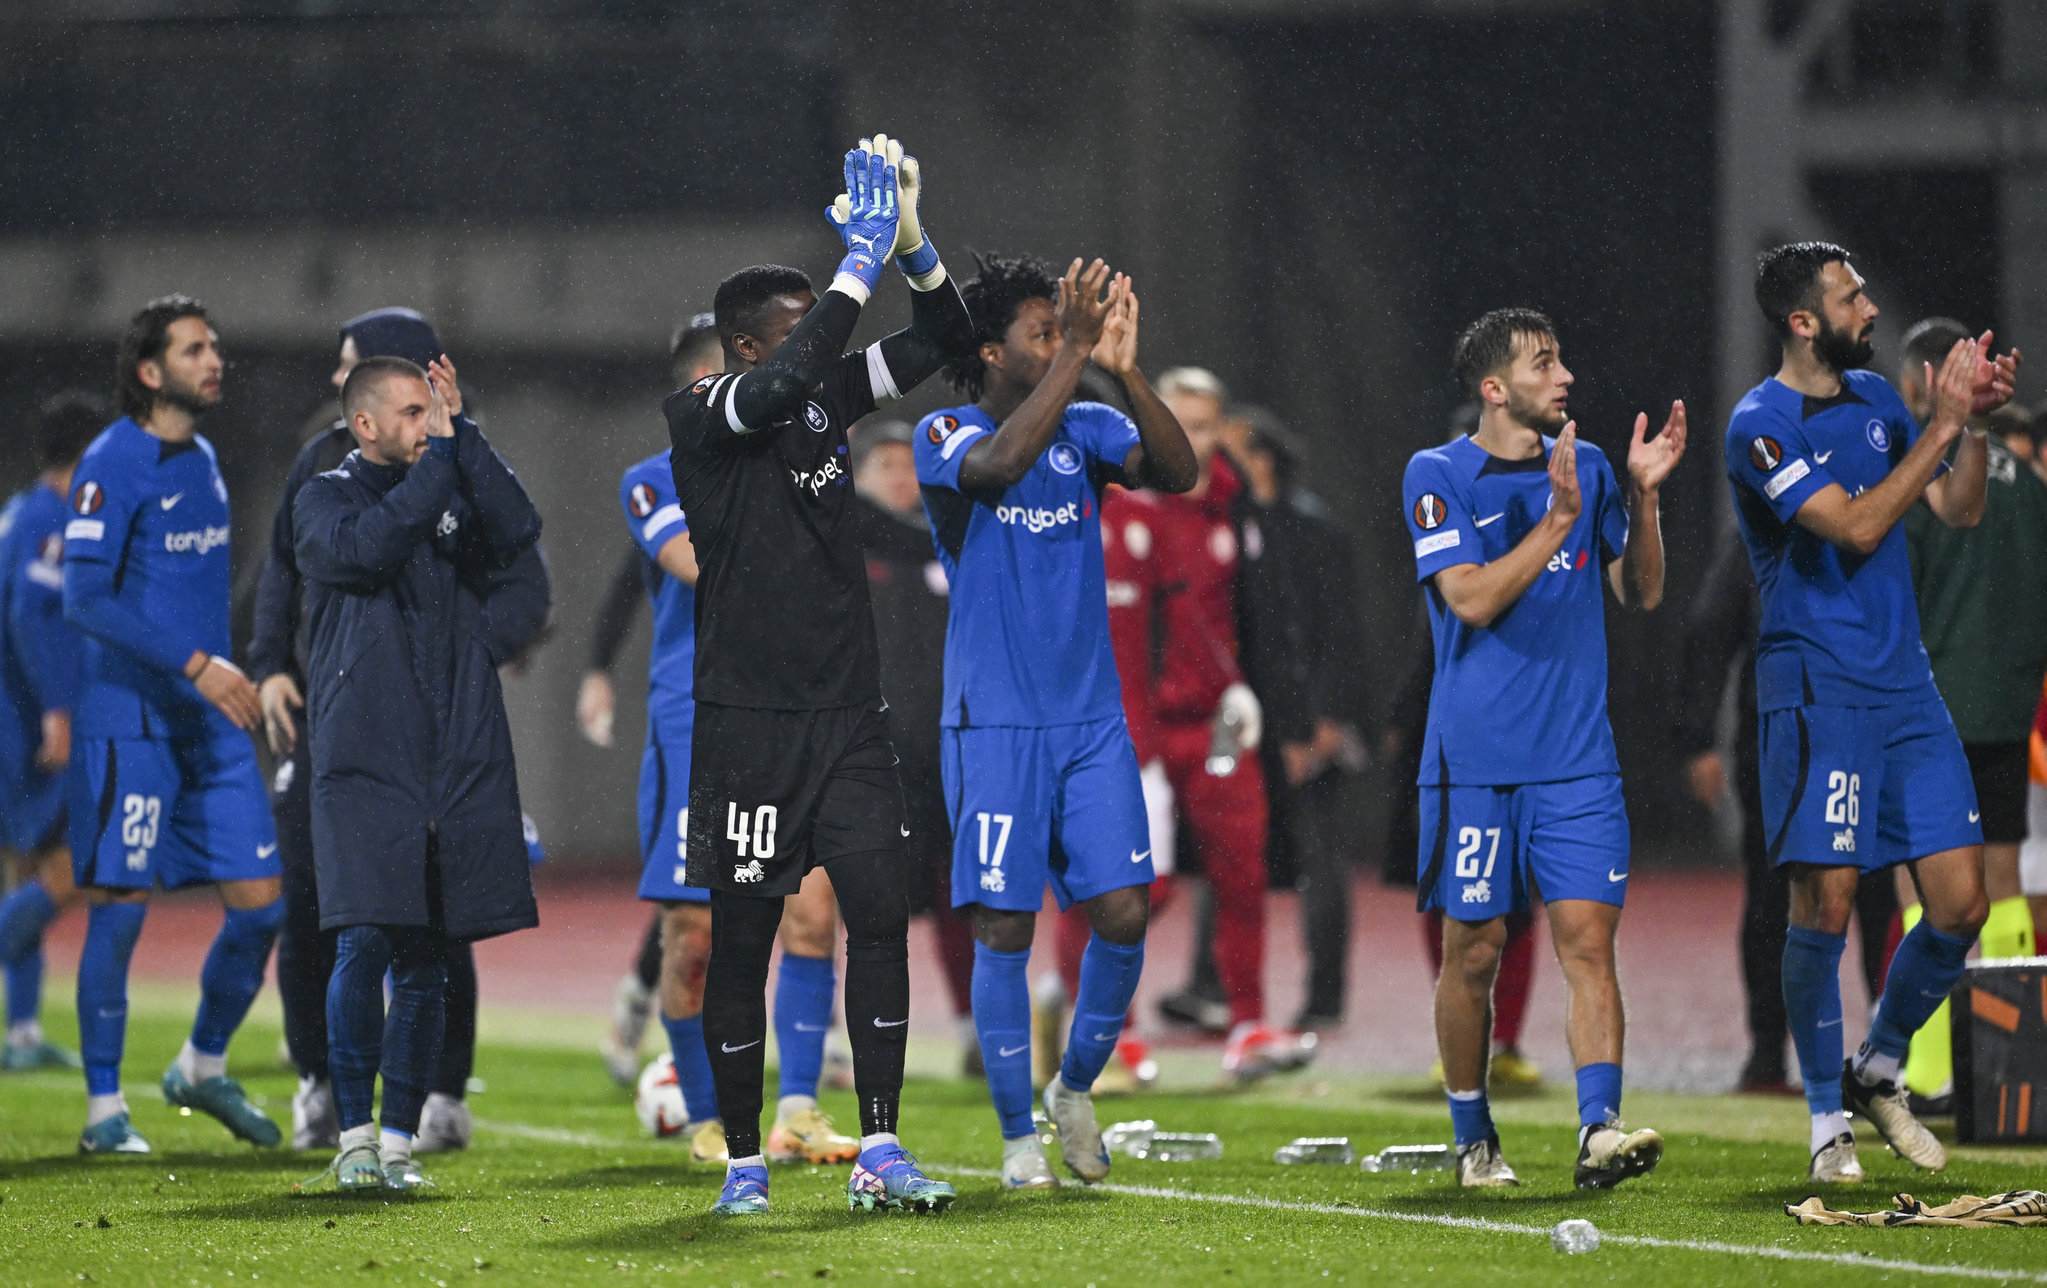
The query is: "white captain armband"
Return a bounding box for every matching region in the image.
[864,346,902,405]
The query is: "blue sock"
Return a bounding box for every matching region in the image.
[1866,919,1974,1061]
[663,1012,720,1124]
[1446,1088,1495,1147]
[1576,1061,1622,1129]
[77,902,146,1097]
[1060,934,1144,1092]
[7,943,44,1030]
[329,926,395,1131]
[1783,925,1848,1115]
[190,900,283,1058]
[773,952,835,1101]
[972,941,1035,1139]
[0,879,58,966]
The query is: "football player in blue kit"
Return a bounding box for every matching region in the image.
[916,253,1196,1189]
[63,296,285,1154]
[1727,242,2019,1183]
[1403,308,1685,1190]
[0,394,104,1072]
[619,437,858,1169]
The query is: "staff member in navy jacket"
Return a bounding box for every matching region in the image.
[293,352,541,1191]
[251,306,551,1153]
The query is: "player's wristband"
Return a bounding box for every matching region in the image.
[897,234,940,282]
[832,247,887,303]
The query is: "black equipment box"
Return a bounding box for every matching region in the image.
[1954,957,2047,1144]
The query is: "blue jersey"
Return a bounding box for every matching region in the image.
[621,452,695,727]
[62,417,236,739]
[1725,370,1940,711]
[915,401,1140,729]
[1403,434,1629,786]
[0,483,79,768]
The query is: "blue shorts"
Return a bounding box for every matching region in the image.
[637,715,703,903]
[69,730,280,891]
[0,747,65,854]
[942,715,1152,913]
[1760,698,1981,871]
[1418,774,1630,921]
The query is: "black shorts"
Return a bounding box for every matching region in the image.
[1965,741,2029,846]
[687,701,904,897]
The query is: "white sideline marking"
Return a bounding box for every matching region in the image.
[944,1167,2047,1284]
[461,1124,2045,1285]
[474,1118,618,1148]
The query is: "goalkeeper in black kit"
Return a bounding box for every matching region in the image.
[665,138,973,1217]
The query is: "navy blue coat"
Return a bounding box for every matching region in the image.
[293,416,542,940]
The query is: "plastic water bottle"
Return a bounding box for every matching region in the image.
[1275,1137,1354,1165]
[1551,1219,1601,1254]
[1137,1132,1224,1161]
[1101,1120,1156,1155]
[1358,1144,1454,1173]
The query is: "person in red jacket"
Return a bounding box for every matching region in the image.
[1095,368,1317,1081]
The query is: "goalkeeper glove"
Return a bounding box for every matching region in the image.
[827,145,898,301]
[829,134,943,289]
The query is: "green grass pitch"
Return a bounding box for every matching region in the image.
[5,999,2047,1286]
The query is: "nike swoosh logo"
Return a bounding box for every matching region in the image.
[1817,1018,1842,1028]
[257,844,277,859]
[873,1017,908,1028]
[160,493,183,510]
[721,1039,762,1053]
[1091,1032,1119,1042]
[901,826,911,837]
[1815,450,1833,464]
[997,1043,1028,1058]
[793,1023,829,1032]
[1131,849,1151,864]
[1970,811,1981,822]
[1607,868,1626,882]
[1475,513,1504,527]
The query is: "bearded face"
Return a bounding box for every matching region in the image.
[1812,310,1875,374]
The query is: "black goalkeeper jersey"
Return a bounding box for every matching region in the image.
[665,351,895,710]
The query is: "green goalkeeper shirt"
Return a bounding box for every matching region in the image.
[1906,434,2047,744]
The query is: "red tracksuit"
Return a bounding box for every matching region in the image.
[1102,459,1269,1026]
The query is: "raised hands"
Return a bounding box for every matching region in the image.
[1627,399,1688,493]
[1955,330,2021,419]
[425,354,459,438]
[1549,421,1583,522]
[1089,276,1139,377]
[1056,258,1121,355]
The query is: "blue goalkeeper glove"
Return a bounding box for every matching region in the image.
[830,135,942,288]
[828,146,898,300]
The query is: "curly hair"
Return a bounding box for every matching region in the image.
[943,252,1061,402]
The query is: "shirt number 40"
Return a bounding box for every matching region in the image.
[726,802,779,859]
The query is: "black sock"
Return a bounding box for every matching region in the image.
[634,912,664,993]
[432,941,477,1098]
[703,891,780,1160]
[275,786,333,1079]
[829,850,912,1140]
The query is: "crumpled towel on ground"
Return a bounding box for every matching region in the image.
[1787,1191,2047,1227]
